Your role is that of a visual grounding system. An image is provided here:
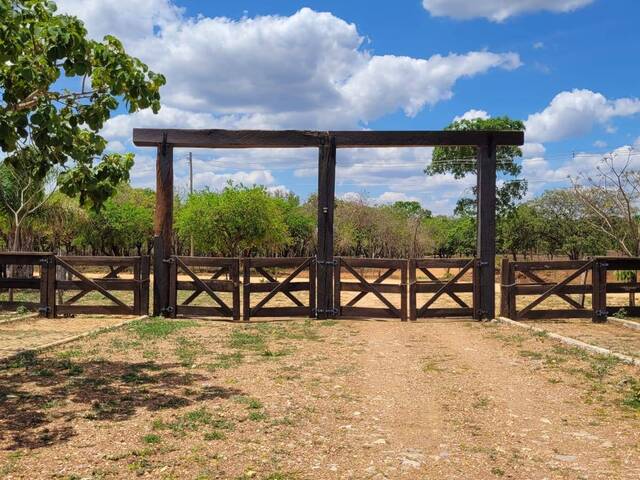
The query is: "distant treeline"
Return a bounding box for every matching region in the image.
[0,182,626,259]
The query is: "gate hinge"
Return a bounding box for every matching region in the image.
[161,306,174,314]
[38,306,50,314]
[478,261,489,267]
[595,309,608,317]
[315,307,338,316]
[162,258,175,264]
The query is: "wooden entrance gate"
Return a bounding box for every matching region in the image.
[409,258,479,320]
[169,256,240,320]
[500,259,593,320]
[55,256,150,316]
[334,258,407,320]
[243,257,316,320]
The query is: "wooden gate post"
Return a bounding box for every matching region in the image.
[316,134,336,319]
[153,134,174,316]
[499,257,516,319]
[476,136,497,320]
[592,259,607,322]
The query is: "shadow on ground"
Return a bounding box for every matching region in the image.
[0,352,242,450]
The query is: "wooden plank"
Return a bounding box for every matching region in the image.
[0,253,52,265]
[132,129,524,149]
[500,258,510,318]
[341,282,402,294]
[250,306,311,317]
[339,257,405,268]
[413,283,474,293]
[344,268,397,306]
[606,283,640,293]
[592,260,607,323]
[409,259,417,321]
[0,278,41,289]
[400,262,407,321]
[248,282,310,293]
[414,258,474,269]
[243,259,251,321]
[512,260,590,271]
[0,301,41,311]
[599,258,640,270]
[476,138,497,320]
[176,280,235,292]
[56,305,133,315]
[176,305,232,318]
[340,306,397,318]
[607,306,640,316]
[231,259,241,321]
[333,257,342,317]
[154,141,174,316]
[182,266,228,305]
[520,269,584,310]
[169,258,177,318]
[514,284,592,295]
[57,256,140,266]
[418,308,475,318]
[316,135,336,319]
[246,257,313,268]
[517,309,593,320]
[56,280,138,290]
[418,266,470,308]
[140,256,150,316]
[309,258,316,318]
[46,256,55,318]
[176,256,238,267]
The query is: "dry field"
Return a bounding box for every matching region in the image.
[0,316,639,479]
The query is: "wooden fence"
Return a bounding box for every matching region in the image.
[500,257,640,322]
[0,254,150,317]
[335,257,407,321]
[409,258,479,320]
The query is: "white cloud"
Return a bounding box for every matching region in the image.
[191,169,275,190]
[525,89,640,143]
[453,109,490,122]
[593,140,607,148]
[376,192,419,204]
[533,41,545,49]
[521,142,546,158]
[60,2,521,134]
[422,0,594,22]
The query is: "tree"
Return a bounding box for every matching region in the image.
[0,0,165,210]
[571,149,640,256]
[175,184,290,257]
[498,204,542,259]
[531,189,608,259]
[0,156,55,251]
[426,116,526,216]
[272,192,314,257]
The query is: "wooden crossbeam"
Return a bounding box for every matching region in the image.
[133,129,524,149]
[519,261,593,318]
[64,265,129,305]
[418,267,469,309]
[417,259,474,316]
[175,257,232,316]
[56,258,129,309]
[182,266,227,305]
[255,267,304,307]
[342,261,400,316]
[346,268,396,307]
[252,259,310,313]
[521,270,584,310]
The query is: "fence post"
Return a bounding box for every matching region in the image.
[47,255,56,318]
[592,259,607,322]
[333,257,341,317]
[231,259,241,321]
[140,256,150,316]
[317,134,336,319]
[168,257,177,319]
[309,257,317,319]
[408,259,417,321]
[500,257,514,319]
[472,258,482,320]
[400,260,408,322]
[243,259,251,321]
[133,257,141,315]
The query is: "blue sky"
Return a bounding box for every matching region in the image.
[57,0,640,214]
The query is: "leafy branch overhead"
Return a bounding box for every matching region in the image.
[426,116,527,216]
[0,0,165,209]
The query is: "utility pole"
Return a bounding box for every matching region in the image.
[188,152,194,256]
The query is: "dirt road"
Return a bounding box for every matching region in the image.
[0,318,638,479]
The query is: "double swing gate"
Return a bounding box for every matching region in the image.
[1,252,483,321]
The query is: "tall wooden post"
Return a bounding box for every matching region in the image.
[476,137,497,320]
[316,134,336,319]
[153,135,174,316]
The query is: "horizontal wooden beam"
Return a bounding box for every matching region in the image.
[133,129,524,149]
